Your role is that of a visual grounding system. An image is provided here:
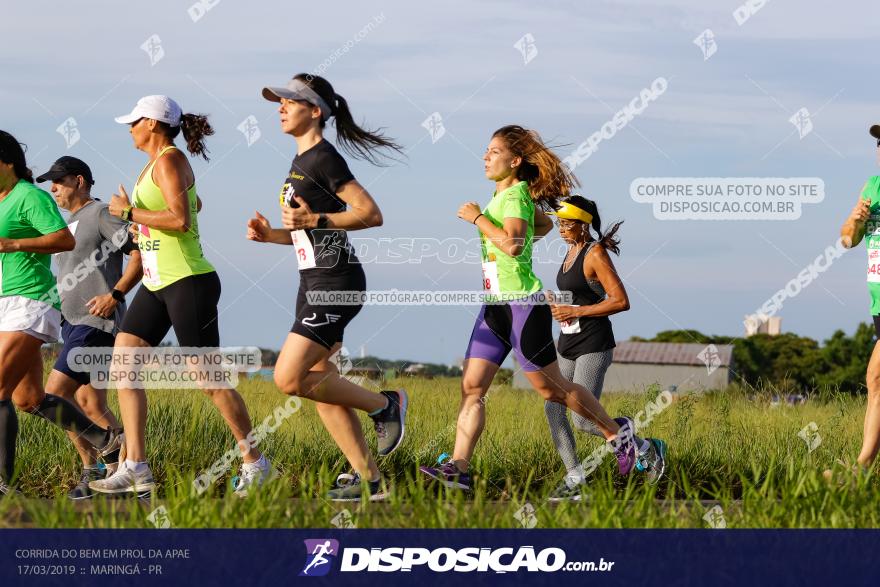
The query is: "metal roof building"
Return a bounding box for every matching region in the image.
[513,341,734,393]
[604,342,734,392]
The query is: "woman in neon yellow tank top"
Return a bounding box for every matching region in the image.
[90,95,274,497]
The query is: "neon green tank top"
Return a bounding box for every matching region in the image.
[132,145,214,291]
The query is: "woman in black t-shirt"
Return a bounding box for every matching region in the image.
[247,74,406,501]
[545,196,667,500]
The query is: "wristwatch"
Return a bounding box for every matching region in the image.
[121,205,133,221]
[316,213,329,229]
[111,289,125,303]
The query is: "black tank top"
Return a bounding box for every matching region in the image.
[555,241,616,359]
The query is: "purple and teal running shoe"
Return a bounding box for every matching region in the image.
[611,417,637,476]
[419,454,472,490]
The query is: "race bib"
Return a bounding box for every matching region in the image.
[868,248,880,283]
[139,224,161,288]
[292,230,317,270]
[481,261,501,295]
[560,305,582,334]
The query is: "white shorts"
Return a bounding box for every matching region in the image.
[0,295,62,343]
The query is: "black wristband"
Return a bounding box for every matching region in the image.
[473,213,484,225]
[316,213,329,229]
[111,289,125,303]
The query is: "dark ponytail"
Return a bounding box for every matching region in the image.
[294,73,403,166]
[179,113,214,161]
[159,113,214,161]
[564,195,623,255]
[0,130,34,183]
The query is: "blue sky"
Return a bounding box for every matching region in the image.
[4,0,879,365]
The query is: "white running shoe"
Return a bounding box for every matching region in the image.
[233,457,277,497]
[89,460,156,494]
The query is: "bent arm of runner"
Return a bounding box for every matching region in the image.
[87,250,145,318]
[459,202,528,257]
[576,245,630,317]
[841,196,870,248]
[281,180,383,231]
[476,215,528,257]
[110,152,194,233]
[0,227,74,254]
[247,211,293,245]
[116,249,143,294]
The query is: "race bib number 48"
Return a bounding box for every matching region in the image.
[481,261,501,295]
[868,248,880,283]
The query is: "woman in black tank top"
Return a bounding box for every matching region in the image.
[545,196,667,499]
[555,239,617,359]
[549,196,628,345]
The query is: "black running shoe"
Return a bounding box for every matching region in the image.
[68,467,105,500]
[370,390,408,456]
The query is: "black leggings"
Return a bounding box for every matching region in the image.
[121,272,222,347]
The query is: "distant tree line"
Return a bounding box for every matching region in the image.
[631,323,875,395]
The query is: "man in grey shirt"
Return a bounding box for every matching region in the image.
[35,156,142,499]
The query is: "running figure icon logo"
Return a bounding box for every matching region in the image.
[693,29,717,61]
[140,34,165,67]
[421,112,446,144]
[789,107,814,139]
[513,33,538,65]
[314,231,351,265]
[56,117,81,149]
[300,539,339,577]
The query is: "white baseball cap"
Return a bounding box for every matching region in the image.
[115,95,182,126]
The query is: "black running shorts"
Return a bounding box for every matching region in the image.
[291,266,365,349]
[120,272,222,347]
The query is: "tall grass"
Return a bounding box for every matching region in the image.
[1,375,879,528]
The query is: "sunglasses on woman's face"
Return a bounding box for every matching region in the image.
[876,138,880,148]
[556,219,579,229]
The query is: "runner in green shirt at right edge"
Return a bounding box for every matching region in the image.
[832,125,880,482]
[419,125,665,491]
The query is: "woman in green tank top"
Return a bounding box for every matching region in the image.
[90,95,274,497]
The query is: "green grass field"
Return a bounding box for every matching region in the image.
[2,374,879,529]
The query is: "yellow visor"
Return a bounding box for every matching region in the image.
[548,201,593,224]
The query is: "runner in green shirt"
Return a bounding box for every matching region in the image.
[420,125,643,491]
[479,179,542,300]
[831,128,880,481]
[0,130,121,496]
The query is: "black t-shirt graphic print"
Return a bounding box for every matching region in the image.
[279,140,360,273]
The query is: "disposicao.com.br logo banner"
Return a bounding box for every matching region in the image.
[300,539,613,576]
